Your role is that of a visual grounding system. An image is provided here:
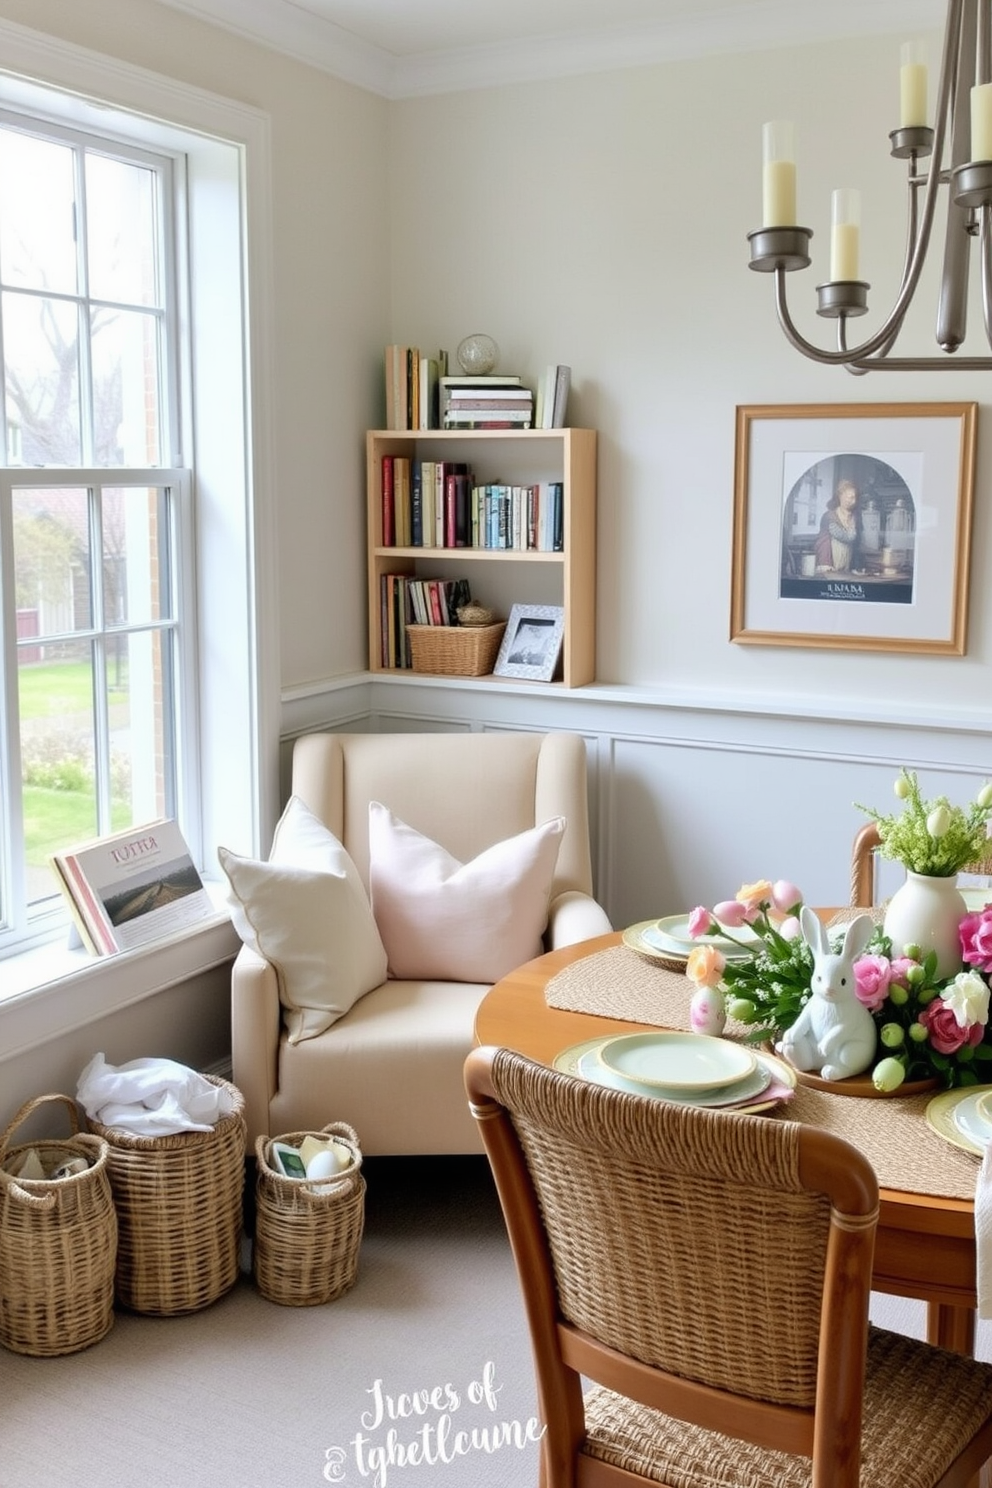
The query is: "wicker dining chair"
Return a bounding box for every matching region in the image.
[850,821,992,907]
[464,1045,992,1488]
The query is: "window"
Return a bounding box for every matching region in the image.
[0,115,195,950]
[0,28,276,1014]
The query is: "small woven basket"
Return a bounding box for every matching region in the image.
[406,622,506,677]
[253,1122,365,1307]
[0,1093,117,1356]
[87,1075,246,1316]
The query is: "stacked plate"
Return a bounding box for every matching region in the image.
[623,913,758,966]
[925,1085,992,1155]
[554,1030,795,1114]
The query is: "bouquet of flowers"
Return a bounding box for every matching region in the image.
[856,768,992,876]
[687,879,992,1091]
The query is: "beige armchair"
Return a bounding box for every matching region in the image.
[231,731,611,1154]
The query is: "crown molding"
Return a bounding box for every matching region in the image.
[153,0,945,98]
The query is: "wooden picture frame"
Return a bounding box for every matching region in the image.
[493,604,565,681]
[730,402,977,654]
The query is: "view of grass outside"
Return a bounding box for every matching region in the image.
[20,658,131,896]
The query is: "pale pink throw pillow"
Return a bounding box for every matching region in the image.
[368,802,565,982]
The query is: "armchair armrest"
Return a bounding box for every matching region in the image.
[231,944,283,1146]
[547,890,612,950]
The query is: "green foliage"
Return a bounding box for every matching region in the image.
[856,768,992,877]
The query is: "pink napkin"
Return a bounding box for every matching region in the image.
[730,1078,795,1109]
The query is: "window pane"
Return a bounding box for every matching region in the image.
[3,291,82,464]
[91,307,161,465]
[0,129,78,295]
[113,627,175,825]
[19,638,97,905]
[13,486,91,634]
[103,487,171,626]
[85,153,160,308]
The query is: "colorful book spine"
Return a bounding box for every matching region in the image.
[381,455,395,546]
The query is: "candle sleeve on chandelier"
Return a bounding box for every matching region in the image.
[762,119,796,227]
[900,41,927,129]
[972,82,992,162]
[830,188,860,282]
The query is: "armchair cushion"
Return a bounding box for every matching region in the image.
[368,801,564,983]
[219,796,387,1044]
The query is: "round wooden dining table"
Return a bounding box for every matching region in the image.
[474,930,982,1360]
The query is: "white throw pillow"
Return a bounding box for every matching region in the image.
[219,796,387,1044]
[368,802,565,983]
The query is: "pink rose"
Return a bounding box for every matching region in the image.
[919,1000,986,1056]
[713,899,748,927]
[888,956,918,989]
[960,909,992,973]
[771,880,803,914]
[777,915,802,942]
[685,944,726,989]
[687,905,716,939]
[854,954,892,1012]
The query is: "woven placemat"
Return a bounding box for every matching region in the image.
[544,945,979,1202]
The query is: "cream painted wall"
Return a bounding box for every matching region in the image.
[0,0,388,690]
[387,31,992,712]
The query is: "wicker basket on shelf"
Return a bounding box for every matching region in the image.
[253,1122,365,1307]
[0,1093,117,1356]
[406,622,506,677]
[87,1075,246,1316]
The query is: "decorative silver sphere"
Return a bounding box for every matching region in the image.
[456,333,499,375]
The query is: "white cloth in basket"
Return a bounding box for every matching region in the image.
[77,1053,234,1136]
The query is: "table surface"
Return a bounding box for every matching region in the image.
[474,930,981,1356]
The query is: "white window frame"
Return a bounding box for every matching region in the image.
[0,21,279,1037]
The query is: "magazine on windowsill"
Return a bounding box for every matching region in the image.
[50,819,215,955]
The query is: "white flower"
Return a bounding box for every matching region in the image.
[941,971,991,1030]
[927,804,951,839]
[978,783,992,810]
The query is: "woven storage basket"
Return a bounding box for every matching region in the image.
[406,622,506,677]
[0,1093,117,1356]
[87,1075,246,1316]
[253,1122,365,1306]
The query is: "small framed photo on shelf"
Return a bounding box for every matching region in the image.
[493,604,565,682]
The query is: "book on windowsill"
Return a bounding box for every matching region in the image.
[50,819,215,955]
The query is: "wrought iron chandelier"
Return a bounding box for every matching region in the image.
[747,0,992,372]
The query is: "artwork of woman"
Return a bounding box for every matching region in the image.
[814,478,861,573]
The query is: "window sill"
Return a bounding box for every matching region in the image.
[0,884,240,1060]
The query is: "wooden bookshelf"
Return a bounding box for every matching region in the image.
[366,428,597,687]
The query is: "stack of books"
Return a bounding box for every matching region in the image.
[441,375,534,430]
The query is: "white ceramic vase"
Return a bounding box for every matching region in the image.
[883,871,966,979]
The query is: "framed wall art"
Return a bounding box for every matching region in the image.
[730,402,977,654]
[493,604,565,681]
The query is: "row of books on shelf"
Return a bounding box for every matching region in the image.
[385,345,448,431]
[381,455,564,550]
[379,574,471,668]
[383,345,570,430]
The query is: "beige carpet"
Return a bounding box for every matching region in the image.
[1,1156,544,1488]
[2,1154,988,1488]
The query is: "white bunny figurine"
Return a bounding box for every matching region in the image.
[779,908,877,1081]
